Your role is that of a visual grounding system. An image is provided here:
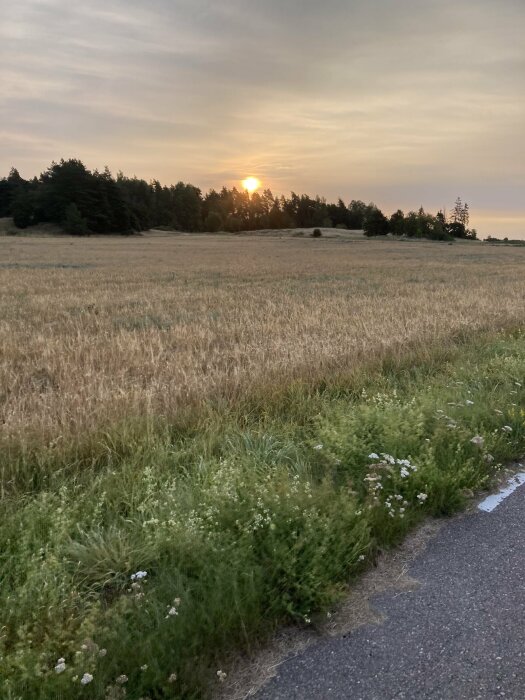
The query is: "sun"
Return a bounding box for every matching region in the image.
[242,176,261,193]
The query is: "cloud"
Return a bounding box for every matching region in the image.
[1,0,524,235]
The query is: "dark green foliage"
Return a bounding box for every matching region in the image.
[389,209,405,236]
[447,221,467,238]
[312,228,322,237]
[0,162,477,242]
[386,204,471,241]
[12,191,37,229]
[363,207,389,236]
[63,203,89,235]
[204,211,223,232]
[0,168,26,217]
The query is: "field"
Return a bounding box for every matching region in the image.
[2,232,525,453]
[2,232,525,699]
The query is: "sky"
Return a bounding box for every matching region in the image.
[1,0,524,237]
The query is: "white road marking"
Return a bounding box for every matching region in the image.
[478,471,525,512]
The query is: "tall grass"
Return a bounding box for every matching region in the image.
[0,234,524,454]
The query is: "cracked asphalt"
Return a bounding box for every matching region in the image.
[256,479,525,699]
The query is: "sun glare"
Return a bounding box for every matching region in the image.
[242,176,261,193]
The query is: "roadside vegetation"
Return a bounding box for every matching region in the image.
[1,235,525,699]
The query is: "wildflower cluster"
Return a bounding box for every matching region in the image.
[364,453,422,518]
[165,597,181,619]
[128,570,148,601]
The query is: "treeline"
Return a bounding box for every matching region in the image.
[0,159,476,239]
[364,198,476,240]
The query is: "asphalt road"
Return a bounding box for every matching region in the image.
[256,474,525,700]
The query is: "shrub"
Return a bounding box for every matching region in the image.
[312,228,322,238]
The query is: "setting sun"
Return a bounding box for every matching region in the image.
[242,176,261,193]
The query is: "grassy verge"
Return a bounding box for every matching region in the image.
[1,331,525,699]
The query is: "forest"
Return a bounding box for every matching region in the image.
[0,159,476,240]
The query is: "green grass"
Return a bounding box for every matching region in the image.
[1,331,525,699]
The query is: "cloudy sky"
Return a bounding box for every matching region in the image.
[2,0,524,236]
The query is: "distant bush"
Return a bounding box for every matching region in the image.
[312,228,322,238]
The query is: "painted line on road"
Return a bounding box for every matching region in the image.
[478,471,525,512]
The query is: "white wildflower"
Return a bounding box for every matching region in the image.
[80,673,93,685]
[141,664,148,671]
[80,644,88,651]
[368,453,379,460]
[484,454,495,464]
[131,571,148,582]
[358,555,365,562]
[417,493,428,503]
[116,675,128,684]
[217,670,227,682]
[465,400,474,406]
[168,673,178,683]
[55,659,66,674]
[400,467,410,478]
[470,435,484,447]
[502,425,513,433]
[495,409,503,415]
[98,648,107,657]
[313,444,323,450]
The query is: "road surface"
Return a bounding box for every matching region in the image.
[256,472,525,700]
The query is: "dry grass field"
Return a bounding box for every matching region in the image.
[1,232,525,448]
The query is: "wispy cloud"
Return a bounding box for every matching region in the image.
[1,0,524,235]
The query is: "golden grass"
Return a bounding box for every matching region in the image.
[1,232,525,446]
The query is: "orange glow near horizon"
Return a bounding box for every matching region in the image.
[242,176,261,193]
